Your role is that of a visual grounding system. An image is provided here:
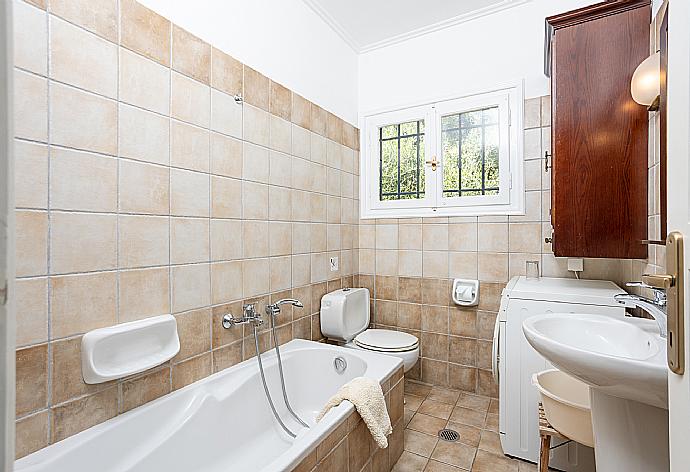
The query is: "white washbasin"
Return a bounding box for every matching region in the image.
[522,314,667,409]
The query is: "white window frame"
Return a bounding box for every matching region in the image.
[360,82,524,219]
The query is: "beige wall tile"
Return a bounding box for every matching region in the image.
[423,251,449,278]
[243,66,269,111]
[423,224,449,251]
[243,104,270,147]
[172,25,210,84]
[524,128,541,160]
[51,212,117,274]
[13,0,47,76]
[376,249,398,276]
[118,103,169,165]
[291,93,311,129]
[171,217,209,264]
[16,210,48,277]
[326,140,342,169]
[210,219,242,261]
[119,267,170,322]
[174,308,211,361]
[210,132,242,178]
[172,353,211,390]
[269,221,293,256]
[50,0,117,41]
[270,115,292,154]
[327,112,343,143]
[171,120,209,172]
[211,176,242,219]
[50,148,117,212]
[16,344,47,416]
[171,264,210,313]
[525,159,542,191]
[50,336,109,404]
[270,81,291,121]
[509,253,542,278]
[211,89,242,138]
[50,16,117,98]
[120,367,170,413]
[51,387,117,443]
[51,271,117,338]
[14,70,47,142]
[509,222,542,253]
[242,258,270,297]
[119,47,170,115]
[211,261,242,304]
[449,252,479,279]
[477,253,509,283]
[15,277,48,346]
[524,97,541,129]
[119,160,169,215]
[290,190,311,222]
[120,0,171,66]
[292,254,311,286]
[16,411,49,459]
[449,223,477,251]
[269,185,292,221]
[118,214,169,268]
[399,250,422,277]
[242,221,269,258]
[171,72,210,128]
[211,47,242,96]
[310,103,327,136]
[50,82,117,155]
[477,223,508,252]
[291,125,310,160]
[171,169,209,217]
[14,140,48,209]
[399,224,422,250]
[242,142,269,183]
[242,181,269,220]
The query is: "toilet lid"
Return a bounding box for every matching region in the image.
[354,329,419,352]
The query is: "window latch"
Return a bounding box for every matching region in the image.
[425,157,438,171]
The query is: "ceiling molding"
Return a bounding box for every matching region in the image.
[302,0,531,54]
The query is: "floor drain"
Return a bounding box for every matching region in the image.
[438,429,460,442]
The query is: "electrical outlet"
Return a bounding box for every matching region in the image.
[329,257,339,271]
[567,258,584,272]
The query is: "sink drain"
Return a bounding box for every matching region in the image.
[438,429,460,442]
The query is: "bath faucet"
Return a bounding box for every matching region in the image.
[266,298,303,317]
[614,282,668,338]
[222,303,263,329]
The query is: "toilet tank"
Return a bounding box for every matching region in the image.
[320,288,370,342]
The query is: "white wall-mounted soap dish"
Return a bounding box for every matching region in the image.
[81,315,180,384]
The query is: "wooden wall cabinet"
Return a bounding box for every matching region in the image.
[546,0,651,259]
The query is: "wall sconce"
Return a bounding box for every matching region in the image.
[631,51,660,111]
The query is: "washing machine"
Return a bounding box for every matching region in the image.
[492,276,627,471]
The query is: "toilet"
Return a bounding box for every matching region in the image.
[320,288,419,372]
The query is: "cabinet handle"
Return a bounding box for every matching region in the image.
[544,151,552,172]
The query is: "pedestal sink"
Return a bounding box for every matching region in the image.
[523,314,668,472]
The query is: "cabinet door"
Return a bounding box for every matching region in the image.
[550,3,649,258]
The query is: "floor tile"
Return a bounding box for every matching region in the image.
[424,459,464,471]
[405,394,425,411]
[393,451,429,472]
[404,408,415,427]
[478,430,503,455]
[430,440,476,470]
[449,407,486,429]
[488,398,499,415]
[484,413,498,432]
[471,450,518,472]
[407,413,448,436]
[427,386,461,405]
[446,421,481,448]
[418,399,454,420]
[405,380,433,397]
[404,429,439,457]
[456,393,490,412]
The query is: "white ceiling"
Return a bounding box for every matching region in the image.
[302,0,529,53]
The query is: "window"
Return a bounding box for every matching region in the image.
[361,85,523,218]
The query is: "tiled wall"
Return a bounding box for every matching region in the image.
[12,0,361,458]
[358,95,653,395]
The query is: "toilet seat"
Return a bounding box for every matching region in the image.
[353,329,418,353]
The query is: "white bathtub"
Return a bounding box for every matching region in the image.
[16,339,402,472]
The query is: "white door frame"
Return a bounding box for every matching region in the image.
[0,0,15,469]
[665,0,690,469]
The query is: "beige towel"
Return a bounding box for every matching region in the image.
[316,377,393,448]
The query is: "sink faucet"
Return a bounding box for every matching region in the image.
[266,298,303,317]
[614,282,668,338]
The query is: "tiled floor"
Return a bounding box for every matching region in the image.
[393,380,537,472]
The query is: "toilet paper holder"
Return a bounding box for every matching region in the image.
[452,279,479,306]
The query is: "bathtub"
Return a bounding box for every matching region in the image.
[16,339,404,472]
